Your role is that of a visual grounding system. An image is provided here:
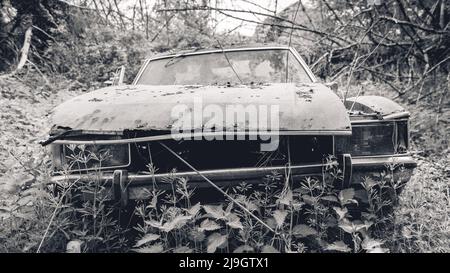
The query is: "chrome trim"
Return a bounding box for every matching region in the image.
[50,163,326,183]
[352,153,412,159]
[352,155,416,167]
[132,46,317,84]
[289,47,317,82]
[53,130,351,145]
[383,111,410,120]
[132,59,150,85]
[350,118,409,125]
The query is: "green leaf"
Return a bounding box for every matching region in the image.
[354,189,369,204]
[134,233,160,248]
[188,229,205,242]
[186,202,201,216]
[147,214,192,232]
[233,245,254,253]
[173,246,193,253]
[163,215,192,232]
[302,195,318,206]
[273,210,288,228]
[203,204,225,220]
[226,213,244,230]
[361,238,384,251]
[338,219,367,234]
[320,195,339,203]
[66,240,83,253]
[149,195,158,208]
[207,233,227,253]
[325,241,352,253]
[338,188,357,205]
[133,243,164,253]
[292,224,317,238]
[277,188,293,206]
[198,219,221,232]
[261,245,280,253]
[361,177,378,191]
[332,206,348,221]
[366,247,390,253]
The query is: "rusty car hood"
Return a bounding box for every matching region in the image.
[345,96,407,117]
[51,83,351,135]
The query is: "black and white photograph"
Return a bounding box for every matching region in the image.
[0,0,448,259]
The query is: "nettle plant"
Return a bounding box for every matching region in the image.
[1,146,406,253]
[52,144,129,252]
[132,155,403,253]
[0,145,129,253]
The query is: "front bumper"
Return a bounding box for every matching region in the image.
[50,154,417,206]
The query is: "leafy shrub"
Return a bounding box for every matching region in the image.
[131,155,397,253]
[42,25,152,90]
[0,146,129,253]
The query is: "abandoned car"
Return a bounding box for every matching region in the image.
[43,45,417,206]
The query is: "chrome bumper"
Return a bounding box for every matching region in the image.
[50,154,416,206]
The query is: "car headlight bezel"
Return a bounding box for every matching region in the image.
[51,143,131,173]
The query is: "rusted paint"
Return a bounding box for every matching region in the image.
[51,83,351,134]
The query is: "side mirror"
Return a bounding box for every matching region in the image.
[325,81,338,93]
[104,65,126,86]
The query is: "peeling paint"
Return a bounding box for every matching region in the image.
[346,96,406,116]
[51,83,352,134]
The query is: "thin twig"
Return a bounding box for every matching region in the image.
[215,38,243,84]
[159,142,276,234]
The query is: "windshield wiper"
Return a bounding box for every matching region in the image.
[164,53,186,68]
[40,128,83,146]
[215,39,243,85]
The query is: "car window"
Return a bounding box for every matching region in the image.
[136,49,312,85]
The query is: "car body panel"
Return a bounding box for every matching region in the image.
[51,83,352,135]
[346,96,408,117]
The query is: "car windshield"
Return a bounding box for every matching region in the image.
[136,49,312,85]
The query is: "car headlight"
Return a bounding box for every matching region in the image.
[51,143,131,172]
[336,120,409,156]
